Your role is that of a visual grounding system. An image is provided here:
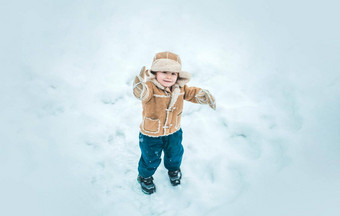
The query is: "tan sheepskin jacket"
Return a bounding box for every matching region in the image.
[133,67,216,137]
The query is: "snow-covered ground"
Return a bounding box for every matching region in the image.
[1,1,339,216]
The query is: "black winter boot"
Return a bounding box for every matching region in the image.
[168,169,182,186]
[137,175,156,195]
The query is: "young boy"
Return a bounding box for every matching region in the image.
[133,51,216,194]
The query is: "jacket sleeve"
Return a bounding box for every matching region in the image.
[132,66,153,102]
[183,85,216,110]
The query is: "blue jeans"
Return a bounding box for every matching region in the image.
[138,129,184,178]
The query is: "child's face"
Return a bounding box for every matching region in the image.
[156,71,178,88]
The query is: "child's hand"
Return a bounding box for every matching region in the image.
[196,89,216,110]
[133,66,150,101]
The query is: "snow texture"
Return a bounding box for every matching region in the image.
[1,0,339,216]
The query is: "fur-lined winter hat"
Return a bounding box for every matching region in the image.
[149,51,191,87]
[151,51,182,73]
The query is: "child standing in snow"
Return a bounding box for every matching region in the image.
[133,51,216,194]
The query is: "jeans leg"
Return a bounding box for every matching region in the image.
[138,133,164,178]
[163,129,184,171]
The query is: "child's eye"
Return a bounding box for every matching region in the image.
[171,73,177,76]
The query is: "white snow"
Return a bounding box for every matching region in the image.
[1,0,339,216]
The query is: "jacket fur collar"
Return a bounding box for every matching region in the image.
[145,70,192,109]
